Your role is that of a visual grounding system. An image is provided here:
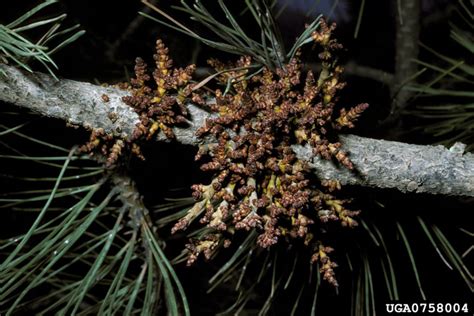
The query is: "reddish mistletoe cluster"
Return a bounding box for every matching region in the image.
[81,21,367,286]
[81,39,195,167]
[122,39,195,140]
[172,20,368,286]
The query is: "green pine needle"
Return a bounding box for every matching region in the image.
[396,222,426,300]
[0,0,84,79]
[141,0,321,72]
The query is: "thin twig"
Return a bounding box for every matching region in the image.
[195,62,394,85]
[105,0,157,61]
[343,62,394,85]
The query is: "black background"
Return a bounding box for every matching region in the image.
[0,1,472,315]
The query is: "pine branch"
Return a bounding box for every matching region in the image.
[1,64,473,197]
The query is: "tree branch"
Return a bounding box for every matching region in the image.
[105,0,157,61]
[390,0,421,118]
[1,64,473,197]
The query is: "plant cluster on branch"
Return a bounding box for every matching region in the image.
[80,17,367,286]
[81,39,196,168]
[171,20,368,286]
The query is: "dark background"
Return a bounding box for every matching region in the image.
[1,1,472,315]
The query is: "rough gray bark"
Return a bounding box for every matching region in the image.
[1,64,473,197]
[293,137,473,196]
